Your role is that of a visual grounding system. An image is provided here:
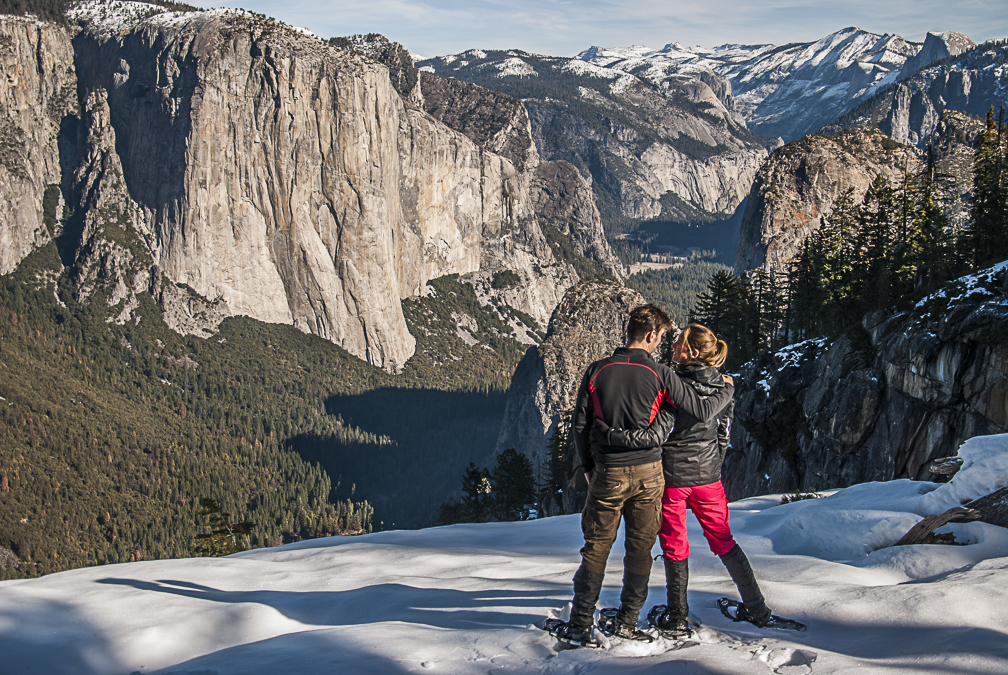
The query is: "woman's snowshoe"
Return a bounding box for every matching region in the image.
[544,618,603,648]
[646,604,697,639]
[717,597,807,631]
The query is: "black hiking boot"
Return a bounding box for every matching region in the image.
[647,605,694,639]
[718,544,772,626]
[597,608,655,642]
[545,619,602,647]
[663,556,689,619]
[717,598,806,631]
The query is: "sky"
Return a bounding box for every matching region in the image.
[216,0,1008,58]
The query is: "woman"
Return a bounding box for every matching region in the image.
[595,323,792,637]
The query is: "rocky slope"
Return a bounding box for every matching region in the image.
[417,49,773,229]
[734,126,922,275]
[0,16,77,275]
[494,278,648,511]
[823,39,1008,149]
[0,3,630,373]
[580,28,975,142]
[723,262,1008,499]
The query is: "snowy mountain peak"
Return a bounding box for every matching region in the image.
[573,26,976,141]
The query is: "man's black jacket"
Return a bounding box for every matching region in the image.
[597,362,735,487]
[571,347,734,473]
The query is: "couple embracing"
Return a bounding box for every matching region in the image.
[548,304,787,647]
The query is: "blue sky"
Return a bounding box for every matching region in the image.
[217,0,1008,58]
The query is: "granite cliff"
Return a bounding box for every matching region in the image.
[824,39,1006,150]
[734,126,922,275]
[0,16,76,275]
[417,49,774,229]
[723,262,1008,499]
[0,4,625,372]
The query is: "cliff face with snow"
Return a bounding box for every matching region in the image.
[823,39,1007,149]
[0,5,627,372]
[724,263,1008,500]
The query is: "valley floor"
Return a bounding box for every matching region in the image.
[2,437,1008,674]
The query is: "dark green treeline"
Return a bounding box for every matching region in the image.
[692,112,1008,369]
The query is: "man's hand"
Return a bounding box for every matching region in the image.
[722,374,734,385]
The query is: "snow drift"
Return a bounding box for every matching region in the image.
[2,436,1007,674]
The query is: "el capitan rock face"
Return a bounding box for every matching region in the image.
[723,263,1008,500]
[0,17,77,275]
[4,5,584,372]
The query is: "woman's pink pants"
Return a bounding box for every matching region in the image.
[659,480,736,561]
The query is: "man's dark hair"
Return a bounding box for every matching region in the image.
[626,304,672,344]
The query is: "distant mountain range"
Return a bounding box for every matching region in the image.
[575,28,975,141]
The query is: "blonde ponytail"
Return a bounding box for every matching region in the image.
[680,323,729,369]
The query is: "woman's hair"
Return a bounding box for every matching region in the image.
[679,323,728,369]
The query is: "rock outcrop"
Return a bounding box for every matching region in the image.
[494,279,648,498]
[0,16,77,275]
[54,5,569,371]
[723,262,1008,500]
[528,159,623,279]
[62,88,151,325]
[734,127,922,275]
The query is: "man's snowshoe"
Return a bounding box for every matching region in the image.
[646,604,696,639]
[596,608,655,642]
[716,598,806,631]
[544,618,603,648]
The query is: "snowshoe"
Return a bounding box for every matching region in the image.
[646,604,696,639]
[597,608,655,642]
[717,598,806,631]
[544,618,603,648]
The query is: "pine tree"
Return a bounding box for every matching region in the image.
[191,498,255,557]
[460,463,493,522]
[538,412,571,515]
[856,174,897,312]
[819,188,861,333]
[968,106,1007,267]
[492,449,535,521]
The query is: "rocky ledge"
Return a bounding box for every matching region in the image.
[724,262,1008,499]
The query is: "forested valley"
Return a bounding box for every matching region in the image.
[0,245,532,579]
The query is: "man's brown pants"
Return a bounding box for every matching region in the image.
[580,460,663,576]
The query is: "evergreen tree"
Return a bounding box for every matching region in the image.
[856,174,897,312]
[460,463,493,522]
[968,106,1007,267]
[915,144,960,293]
[692,270,737,336]
[818,188,861,334]
[538,412,572,515]
[492,449,535,521]
[191,498,255,557]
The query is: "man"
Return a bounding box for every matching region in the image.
[550,304,734,645]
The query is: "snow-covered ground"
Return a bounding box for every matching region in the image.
[3,436,1008,674]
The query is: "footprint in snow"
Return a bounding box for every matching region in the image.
[755,646,817,674]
